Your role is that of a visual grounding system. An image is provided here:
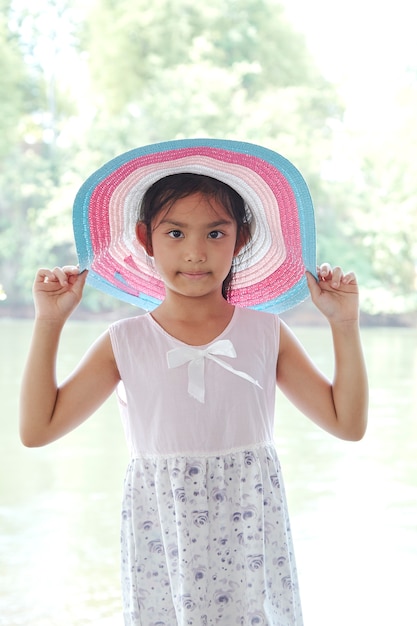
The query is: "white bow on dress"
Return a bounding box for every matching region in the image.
[167,339,262,403]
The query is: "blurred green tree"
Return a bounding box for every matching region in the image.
[81,0,340,166]
[0,0,28,156]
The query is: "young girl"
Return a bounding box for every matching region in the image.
[20,139,368,626]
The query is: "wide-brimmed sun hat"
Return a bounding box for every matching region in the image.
[73,138,316,313]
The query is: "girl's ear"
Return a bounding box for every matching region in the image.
[233,225,250,256]
[136,222,153,256]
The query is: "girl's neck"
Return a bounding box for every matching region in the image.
[151,293,235,346]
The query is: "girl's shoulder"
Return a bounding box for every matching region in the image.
[109,312,149,329]
[108,312,152,341]
[234,306,280,329]
[231,307,280,347]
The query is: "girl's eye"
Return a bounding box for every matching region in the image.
[168,230,183,239]
[208,230,224,239]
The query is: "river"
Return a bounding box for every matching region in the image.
[1,319,416,626]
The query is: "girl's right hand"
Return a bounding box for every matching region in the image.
[33,265,88,322]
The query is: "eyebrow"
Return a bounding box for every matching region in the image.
[158,218,234,228]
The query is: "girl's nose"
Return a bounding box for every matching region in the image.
[184,239,206,263]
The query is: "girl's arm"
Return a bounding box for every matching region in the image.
[19,266,120,447]
[276,264,368,441]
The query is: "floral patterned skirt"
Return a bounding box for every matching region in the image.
[120,443,303,625]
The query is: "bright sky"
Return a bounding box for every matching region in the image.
[282,0,417,80]
[281,0,417,127]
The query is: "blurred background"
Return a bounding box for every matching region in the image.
[0,0,416,318]
[1,1,416,625]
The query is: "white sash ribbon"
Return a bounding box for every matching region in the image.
[167,339,262,403]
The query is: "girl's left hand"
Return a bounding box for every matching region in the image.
[306,263,360,324]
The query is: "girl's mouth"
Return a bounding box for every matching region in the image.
[180,271,209,279]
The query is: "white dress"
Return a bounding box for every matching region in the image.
[109,306,303,626]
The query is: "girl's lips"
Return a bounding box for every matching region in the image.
[180,271,209,279]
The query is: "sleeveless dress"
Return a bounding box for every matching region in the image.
[109,306,303,626]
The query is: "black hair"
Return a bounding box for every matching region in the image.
[138,173,252,299]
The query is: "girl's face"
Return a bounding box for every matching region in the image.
[136,192,245,303]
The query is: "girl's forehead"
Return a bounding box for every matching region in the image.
[154,192,234,224]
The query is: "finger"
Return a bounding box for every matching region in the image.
[324,267,357,288]
[36,266,79,286]
[317,263,332,280]
[318,264,344,287]
[329,266,343,288]
[70,268,88,289]
[36,268,60,284]
[62,265,86,285]
[60,265,80,275]
[51,266,75,286]
[341,271,357,284]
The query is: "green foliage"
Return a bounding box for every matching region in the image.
[80,0,342,201]
[84,0,322,104]
[82,0,339,144]
[0,1,29,157]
